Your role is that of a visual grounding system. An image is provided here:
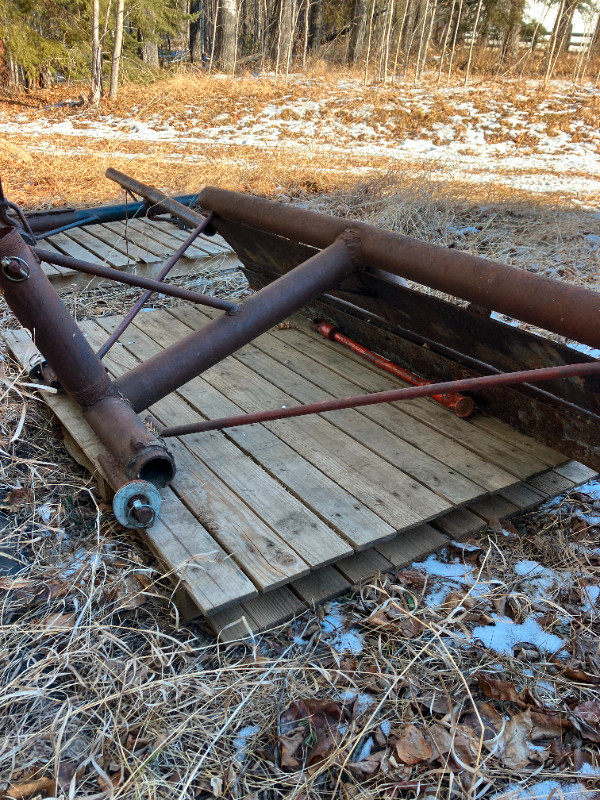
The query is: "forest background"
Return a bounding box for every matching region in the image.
[2,0,600,101]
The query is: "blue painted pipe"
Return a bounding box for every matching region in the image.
[25,194,201,235]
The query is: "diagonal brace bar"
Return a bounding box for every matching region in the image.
[115,233,362,413]
[34,247,241,314]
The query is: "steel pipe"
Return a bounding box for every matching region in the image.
[23,194,202,236]
[0,226,175,491]
[106,168,207,230]
[155,359,600,438]
[197,186,600,350]
[34,248,241,314]
[116,234,362,413]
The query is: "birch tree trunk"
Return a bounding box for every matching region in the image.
[220,0,238,72]
[90,0,102,104]
[463,0,483,84]
[109,0,125,98]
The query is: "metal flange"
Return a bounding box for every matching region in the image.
[113,480,161,529]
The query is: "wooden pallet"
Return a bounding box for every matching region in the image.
[39,217,239,289]
[5,307,597,642]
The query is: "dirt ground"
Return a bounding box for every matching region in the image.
[0,72,599,800]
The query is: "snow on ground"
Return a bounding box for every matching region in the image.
[2,75,600,203]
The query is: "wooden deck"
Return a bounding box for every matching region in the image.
[5,302,597,640]
[39,217,239,289]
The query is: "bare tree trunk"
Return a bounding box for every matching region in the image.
[463,0,483,84]
[381,0,396,81]
[500,0,525,65]
[90,0,102,104]
[109,0,125,98]
[190,0,205,63]
[0,39,11,87]
[591,11,600,58]
[437,0,456,81]
[553,0,578,56]
[141,39,160,67]
[219,0,238,72]
[308,0,324,52]
[446,0,463,81]
[349,0,368,63]
[544,0,566,82]
[363,0,376,84]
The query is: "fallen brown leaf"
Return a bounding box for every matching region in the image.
[570,701,600,743]
[278,698,350,768]
[40,612,75,633]
[563,665,600,686]
[496,711,533,770]
[5,777,56,799]
[477,673,522,705]
[0,488,32,510]
[395,724,433,765]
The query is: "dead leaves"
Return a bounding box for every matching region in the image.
[570,701,600,743]
[477,673,524,705]
[394,724,433,765]
[279,698,351,769]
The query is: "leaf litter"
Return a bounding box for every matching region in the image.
[0,182,599,798]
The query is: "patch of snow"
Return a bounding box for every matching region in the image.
[413,552,473,580]
[322,607,364,654]
[233,724,261,763]
[491,780,589,800]
[471,615,565,655]
[337,690,375,718]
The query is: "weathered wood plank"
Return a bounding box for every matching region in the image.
[241,587,306,630]
[553,460,598,484]
[118,311,395,550]
[528,470,576,496]
[292,567,351,605]
[96,316,354,568]
[127,218,219,260]
[433,508,485,539]
[64,226,135,267]
[281,322,553,480]
[250,327,504,504]
[375,523,448,566]
[82,321,316,587]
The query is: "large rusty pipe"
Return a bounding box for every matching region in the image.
[106,168,207,229]
[197,187,600,350]
[0,226,174,489]
[115,235,361,413]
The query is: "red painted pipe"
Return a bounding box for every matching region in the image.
[154,359,600,438]
[313,320,475,418]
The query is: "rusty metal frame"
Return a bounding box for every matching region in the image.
[2,168,600,528]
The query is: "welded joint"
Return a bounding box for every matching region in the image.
[339,228,363,269]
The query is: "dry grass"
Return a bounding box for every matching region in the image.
[1,70,599,209]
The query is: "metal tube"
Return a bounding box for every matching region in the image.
[116,234,361,413]
[198,186,600,350]
[24,193,202,235]
[313,320,475,418]
[156,359,600,438]
[0,226,175,489]
[34,247,241,314]
[96,213,216,359]
[106,168,207,229]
